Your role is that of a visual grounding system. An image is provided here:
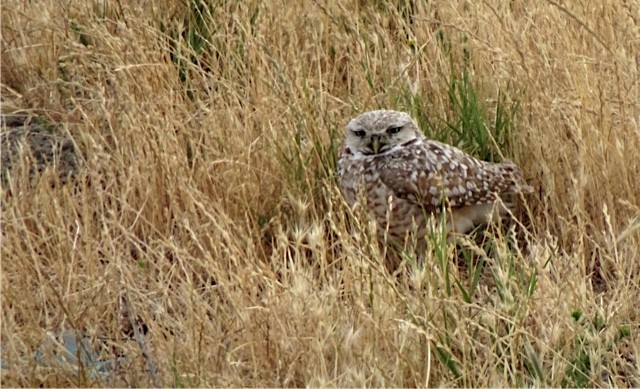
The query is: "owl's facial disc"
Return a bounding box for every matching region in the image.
[346,110,420,155]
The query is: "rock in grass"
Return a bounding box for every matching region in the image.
[1,115,80,189]
[1,329,124,380]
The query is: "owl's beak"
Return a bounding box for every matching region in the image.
[370,135,382,154]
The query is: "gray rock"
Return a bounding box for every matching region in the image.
[1,115,80,188]
[1,329,125,380]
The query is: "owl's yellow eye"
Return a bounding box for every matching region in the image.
[387,126,402,135]
[353,129,366,138]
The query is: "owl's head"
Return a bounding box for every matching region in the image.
[344,110,422,155]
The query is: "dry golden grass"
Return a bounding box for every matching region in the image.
[1,0,639,387]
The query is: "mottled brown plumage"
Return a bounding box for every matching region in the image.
[337,110,531,260]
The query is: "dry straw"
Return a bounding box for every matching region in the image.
[1,0,638,387]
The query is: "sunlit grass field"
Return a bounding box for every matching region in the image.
[1,0,639,387]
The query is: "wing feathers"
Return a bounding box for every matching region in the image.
[377,140,529,212]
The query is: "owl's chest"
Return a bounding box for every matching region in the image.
[364,176,418,220]
[338,157,385,205]
[339,158,418,218]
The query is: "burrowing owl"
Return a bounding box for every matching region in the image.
[337,109,531,254]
